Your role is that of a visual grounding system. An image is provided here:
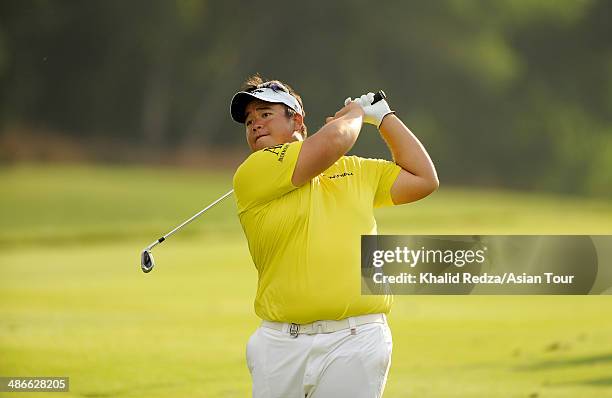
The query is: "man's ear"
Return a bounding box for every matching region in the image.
[291,113,305,137]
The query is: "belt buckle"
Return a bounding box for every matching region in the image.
[289,323,300,338]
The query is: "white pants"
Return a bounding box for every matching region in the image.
[246,317,393,398]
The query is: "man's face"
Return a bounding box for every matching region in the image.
[244,100,299,151]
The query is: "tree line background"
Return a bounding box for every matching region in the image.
[0,0,611,196]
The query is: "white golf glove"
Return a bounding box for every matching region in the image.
[344,92,394,128]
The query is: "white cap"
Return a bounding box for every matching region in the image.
[230,86,303,124]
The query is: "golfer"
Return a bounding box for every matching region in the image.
[231,75,438,397]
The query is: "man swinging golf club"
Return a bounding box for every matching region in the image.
[231,75,438,397]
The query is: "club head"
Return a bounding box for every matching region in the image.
[141,249,155,273]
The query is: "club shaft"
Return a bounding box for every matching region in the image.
[147,189,234,250]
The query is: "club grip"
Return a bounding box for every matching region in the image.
[372,90,386,104]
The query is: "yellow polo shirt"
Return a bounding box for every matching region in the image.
[233,141,401,323]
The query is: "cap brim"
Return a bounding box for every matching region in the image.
[230,92,260,124]
[230,88,302,124]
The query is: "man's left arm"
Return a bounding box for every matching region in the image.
[349,92,438,205]
[378,114,439,205]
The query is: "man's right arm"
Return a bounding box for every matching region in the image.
[291,102,364,186]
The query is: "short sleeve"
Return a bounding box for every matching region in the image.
[233,141,303,213]
[359,157,402,208]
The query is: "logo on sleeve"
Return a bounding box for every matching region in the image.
[264,144,289,162]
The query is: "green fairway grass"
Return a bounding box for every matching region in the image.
[1,164,612,397]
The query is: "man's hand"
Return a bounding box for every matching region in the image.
[325,101,365,124]
[345,92,393,128]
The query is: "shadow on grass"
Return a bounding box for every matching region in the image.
[576,377,612,386]
[515,352,612,371]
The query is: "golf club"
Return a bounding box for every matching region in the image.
[373,90,386,103]
[140,189,234,273]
